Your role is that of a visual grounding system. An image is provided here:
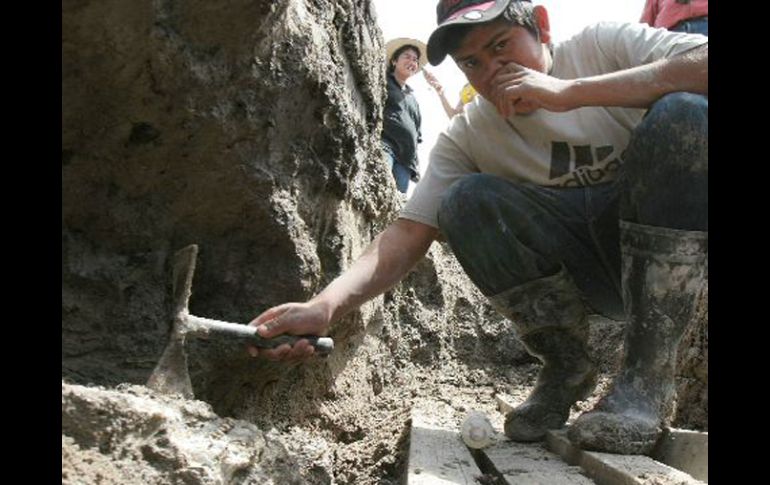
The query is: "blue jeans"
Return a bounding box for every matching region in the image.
[437,93,708,320]
[385,151,411,194]
[671,16,708,36]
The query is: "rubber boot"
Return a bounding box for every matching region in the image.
[568,221,708,454]
[488,267,597,442]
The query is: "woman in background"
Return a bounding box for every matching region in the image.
[382,38,427,194]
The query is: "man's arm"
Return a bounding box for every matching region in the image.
[491,43,707,117]
[565,42,707,108]
[248,218,439,360]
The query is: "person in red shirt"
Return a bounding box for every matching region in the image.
[641,0,708,36]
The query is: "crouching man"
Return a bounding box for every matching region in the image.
[248,0,707,455]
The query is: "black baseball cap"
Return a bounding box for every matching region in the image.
[427,0,531,65]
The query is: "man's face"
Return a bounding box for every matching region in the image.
[450,18,547,101]
[392,48,421,80]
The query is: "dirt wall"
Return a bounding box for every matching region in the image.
[63,0,396,386]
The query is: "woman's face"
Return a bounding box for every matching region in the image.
[392,47,421,81]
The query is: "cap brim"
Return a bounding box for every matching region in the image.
[385,38,429,70]
[427,0,510,66]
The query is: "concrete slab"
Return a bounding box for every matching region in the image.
[495,393,515,415]
[479,439,595,484]
[497,393,708,484]
[652,428,708,482]
[547,430,706,485]
[407,403,484,485]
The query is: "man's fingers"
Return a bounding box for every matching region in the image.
[493,82,524,117]
[491,78,522,99]
[250,304,290,327]
[285,340,316,364]
[513,98,539,115]
[259,343,292,361]
[492,71,527,86]
[494,89,507,117]
[298,339,316,358]
[491,63,526,85]
[503,62,525,74]
[256,316,285,338]
[255,305,301,337]
[249,340,316,362]
[257,312,309,338]
[503,84,523,99]
[496,96,506,117]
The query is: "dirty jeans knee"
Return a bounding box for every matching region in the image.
[437,174,560,296]
[621,92,708,231]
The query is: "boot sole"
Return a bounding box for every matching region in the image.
[567,411,660,455]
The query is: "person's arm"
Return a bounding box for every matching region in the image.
[247,218,439,360]
[453,99,465,115]
[437,89,462,118]
[423,69,462,118]
[490,43,707,118]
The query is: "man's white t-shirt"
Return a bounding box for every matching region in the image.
[401,21,707,229]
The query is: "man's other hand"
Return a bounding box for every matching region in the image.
[490,62,575,117]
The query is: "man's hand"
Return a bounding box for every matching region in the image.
[246,300,331,362]
[490,62,575,117]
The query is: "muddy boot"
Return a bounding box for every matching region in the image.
[489,267,597,442]
[568,222,707,454]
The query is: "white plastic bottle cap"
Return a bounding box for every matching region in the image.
[460,410,495,449]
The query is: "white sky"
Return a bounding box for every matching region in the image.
[372,0,646,196]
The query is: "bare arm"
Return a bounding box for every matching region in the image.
[423,69,463,118]
[491,44,708,117]
[314,218,438,322]
[437,90,463,118]
[565,43,707,108]
[452,99,465,117]
[248,218,439,360]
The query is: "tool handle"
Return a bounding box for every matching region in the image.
[185,315,334,356]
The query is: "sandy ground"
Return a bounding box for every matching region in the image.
[63,339,620,484]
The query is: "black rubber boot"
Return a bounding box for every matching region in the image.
[568,222,708,454]
[488,267,597,442]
